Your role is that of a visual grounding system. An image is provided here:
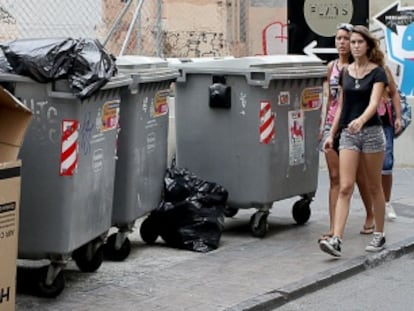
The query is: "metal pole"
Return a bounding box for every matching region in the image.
[156,0,162,57]
[119,0,145,56]
[102,0,134,47]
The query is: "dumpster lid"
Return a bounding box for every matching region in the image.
[166,56,235,66]
[116,55,179,84]
[174,55,326,88]
[116,55,169,70]
[175,55,325,70]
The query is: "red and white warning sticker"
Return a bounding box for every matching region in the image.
[259,101,275,144]
[60,120,79,176]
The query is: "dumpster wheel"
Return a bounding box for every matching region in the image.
[249,212,269,238]
[140,215,159,244]
[36,266,65,298]
[72,242,104,273]
[104,233,131,261]
[292,198,311,225]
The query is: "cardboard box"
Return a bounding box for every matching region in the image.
[0,86,32,311]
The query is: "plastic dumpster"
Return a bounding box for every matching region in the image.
[173,55,326,237]
[0,73,131,297]
[166,57,235,165]
[103,56,178,260]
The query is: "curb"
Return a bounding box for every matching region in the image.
[225,235,414,311]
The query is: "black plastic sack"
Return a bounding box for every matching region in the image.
[70,38,117,99]
[0,48,12,73]
[149,167,228,252]
[0,38,75,82]
[0,37,117,99]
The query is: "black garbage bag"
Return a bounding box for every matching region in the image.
[70,38,117,99]
[146,167,228,252]
[0,48,12,73]
[0,38,76,82]
[0,37,117,99]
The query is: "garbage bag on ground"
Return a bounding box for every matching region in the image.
[142,166,228,253]
[0,37,117,99]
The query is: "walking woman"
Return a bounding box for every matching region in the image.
[378,67,402,220]
[319,25,388,257]
[319,23,375,242]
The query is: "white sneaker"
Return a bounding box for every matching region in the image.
[386,202,397,221]
[365,232,386,252]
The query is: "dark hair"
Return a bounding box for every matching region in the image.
[351,25,385,66]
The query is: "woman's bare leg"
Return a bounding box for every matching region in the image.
[333,149,360,238]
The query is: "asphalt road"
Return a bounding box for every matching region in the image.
[275,252,414,311]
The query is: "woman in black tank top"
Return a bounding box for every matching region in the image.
[319,25,388,257]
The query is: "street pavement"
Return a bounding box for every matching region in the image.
[15,168,414,311]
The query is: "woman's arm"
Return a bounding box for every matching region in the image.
[324,80,343,151]
[385,66,402,133]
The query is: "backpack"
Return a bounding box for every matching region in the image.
[394,91,412,138]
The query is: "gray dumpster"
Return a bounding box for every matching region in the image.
[0,73,131,297]
[166,57,235,165]
[103,56,178,261]
[173,55,326,237]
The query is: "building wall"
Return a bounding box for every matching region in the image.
[163,0,230,57]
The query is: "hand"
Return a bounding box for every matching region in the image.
[394,117,402,134]
[347,117,364,134]
[318,131,324,142]
[323,136,333,153]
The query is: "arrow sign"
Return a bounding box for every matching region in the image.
[375,2,414,34]
[303,40,338,57]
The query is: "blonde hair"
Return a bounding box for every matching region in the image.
[351,25,385,66]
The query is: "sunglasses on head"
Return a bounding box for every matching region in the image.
[337,23,353,32]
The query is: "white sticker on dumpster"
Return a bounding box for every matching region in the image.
[60,120,79,176]
[288,110,305,166]
[278,91,290,106]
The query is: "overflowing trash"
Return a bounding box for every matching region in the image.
[140,166,228,253]
[0,37,117,99]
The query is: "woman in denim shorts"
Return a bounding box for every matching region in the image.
[318,23,375,242]
[319,25,388,257]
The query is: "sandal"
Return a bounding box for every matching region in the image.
[360,224,375,235]
[317,233,333,243]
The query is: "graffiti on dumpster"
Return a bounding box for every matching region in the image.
[79,111,94,156]
[23,98,59,145]
[374,1,414,96]
[239,92,247,115]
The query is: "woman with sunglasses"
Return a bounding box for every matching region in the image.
[320,25,388,257]
[318,23,375,243]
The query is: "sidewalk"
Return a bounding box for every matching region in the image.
[16,168,414,311]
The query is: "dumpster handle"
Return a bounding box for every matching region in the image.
[46,83,77,99]
[246,72,272,89]
[46,78,133,99]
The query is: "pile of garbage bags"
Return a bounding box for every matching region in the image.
[0,37,116,99]
[140,166,228,253]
